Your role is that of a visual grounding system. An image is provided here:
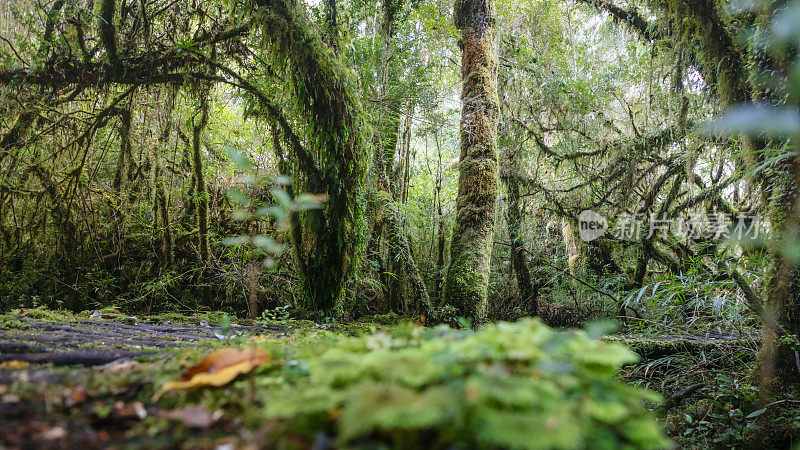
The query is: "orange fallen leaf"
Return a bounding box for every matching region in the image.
[0,360,30,368]
[153,348,269,401]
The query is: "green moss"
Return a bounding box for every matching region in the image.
[443,259,489,323]
[444,0,500,325]
[257,0,367,314]
[17,307,76,322]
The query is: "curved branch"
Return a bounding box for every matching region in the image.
[575,0,662,42]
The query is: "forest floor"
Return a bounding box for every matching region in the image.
[0,308,383,449]
[0,308,796,448]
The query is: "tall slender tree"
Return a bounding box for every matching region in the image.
[444,0,500,324]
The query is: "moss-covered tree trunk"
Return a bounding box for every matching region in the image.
[760,157,800,394]
[444,0,499,324]
[434,131,446,303]
[112,107,133,259]
[96,0,120,71]
[505,171,536,315]
[151,89,175,268]
[254,0,367,314]
[191,91,211,263]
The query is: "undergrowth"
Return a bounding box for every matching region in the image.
[3,318,669,449]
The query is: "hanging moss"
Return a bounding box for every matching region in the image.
[96,0,120,71]
[255,0,367,313]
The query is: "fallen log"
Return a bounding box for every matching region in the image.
[603,334,759,360]
[0,350,147,366]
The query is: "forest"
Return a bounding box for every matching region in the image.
[1,0,800,447]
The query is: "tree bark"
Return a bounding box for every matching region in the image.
[444,0,500,324]
[434,131,446,303]
[505,172,536,315]
[97,0,120,71]
[759,155,800,395]
[113,107,133,258]
[152,89,175,268]
[192,91,211,263]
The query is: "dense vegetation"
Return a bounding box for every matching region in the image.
[3,0,800,447]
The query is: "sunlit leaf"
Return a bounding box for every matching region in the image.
[226,147,253,171]
[253,235,286,255]
[294,193,326,212]
[274,175,291,186]
[0,360,30,368]
[231,210,250,221]
[583,320,619,340]
[265,205,286,221]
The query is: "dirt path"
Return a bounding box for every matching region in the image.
[0,317,286,366]
[0,315,293,448]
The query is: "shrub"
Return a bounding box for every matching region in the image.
[260,318,668,449]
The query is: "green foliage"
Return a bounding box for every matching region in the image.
[256,318,668,448]
[224,149,324,269]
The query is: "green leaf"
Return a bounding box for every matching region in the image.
[746,407,767,419]
[226,188,249,206]
[294,194,324,212]
[226,148,253,171]
[270,188,292,207]
[252,235,286,255]
[221,236,250,246]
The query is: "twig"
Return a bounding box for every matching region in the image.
[0,35,28,64]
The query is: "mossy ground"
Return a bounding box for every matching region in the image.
[0,308,394,448]
[1,309,798,448]
[0,310,671,449]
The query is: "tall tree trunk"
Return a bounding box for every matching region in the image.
[192,91,211,263]
[113,107,133,259]
[444,0,500,324]
[382,195,432,315]
[151,89,175,268]
[366,0,431,315]
[759,155,800,395]
[97,0,120,71]
[400,106,413,203]
[434,131,446,303]
[324,0,339,53]
[505,173,536,315]
[247,261,261,319]
[562,219,582,278]
[255,0,367,314]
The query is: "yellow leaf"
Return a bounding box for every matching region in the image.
[153,348,269,401]
[0,360,30,368]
